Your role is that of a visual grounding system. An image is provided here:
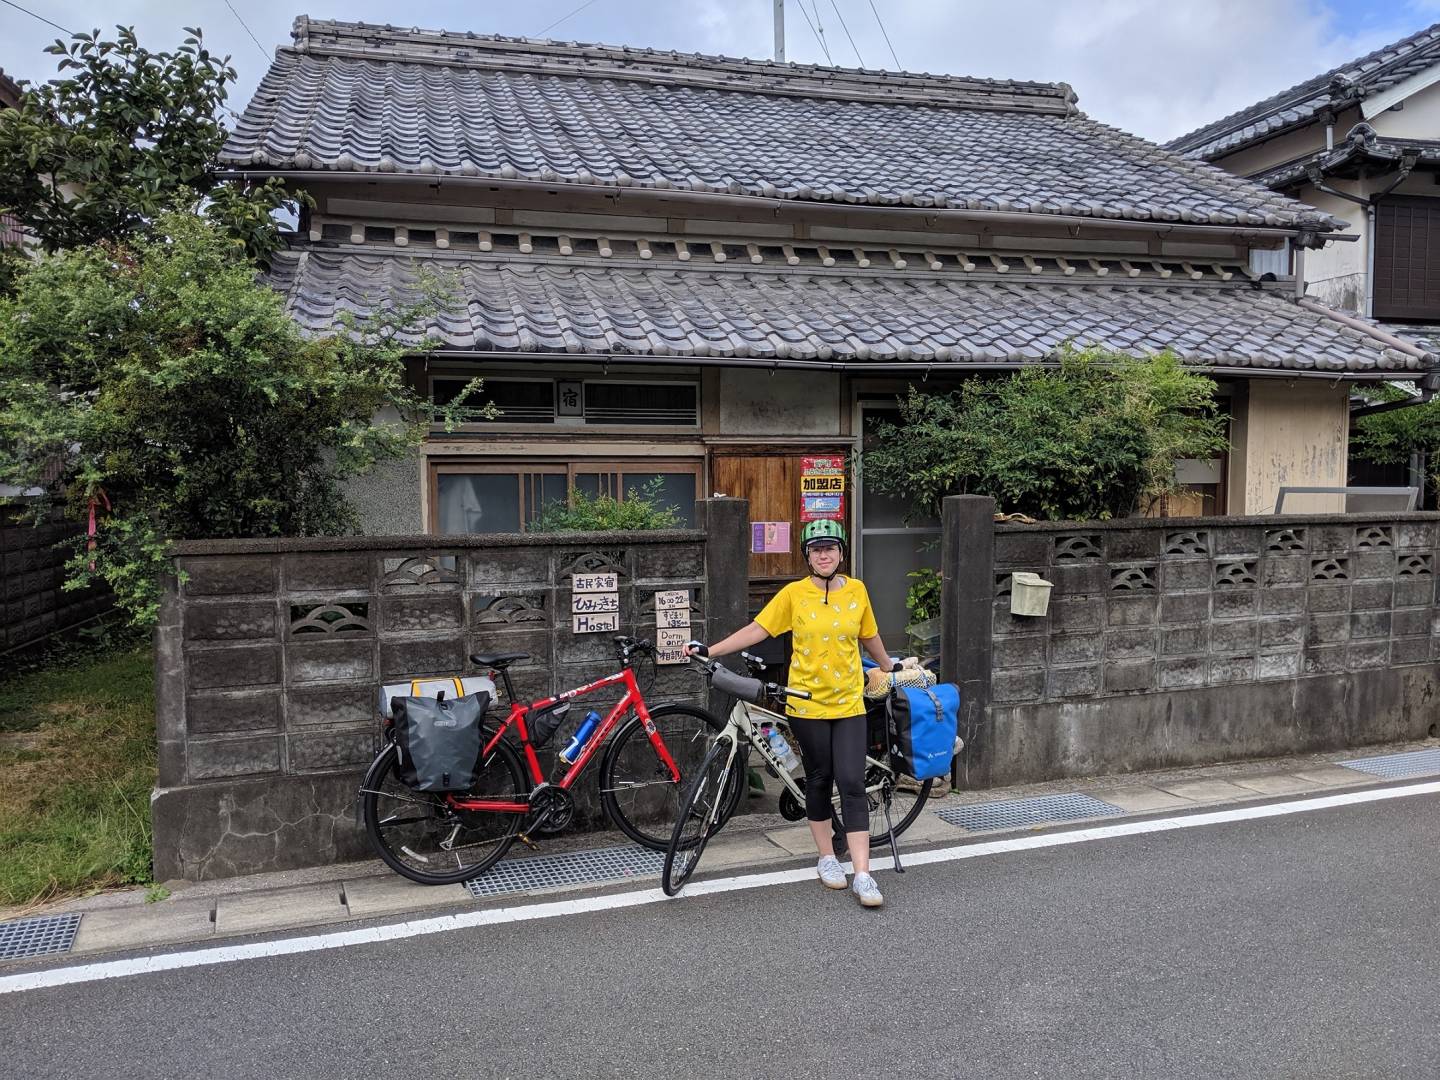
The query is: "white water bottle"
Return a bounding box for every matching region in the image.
[767,725,800,772]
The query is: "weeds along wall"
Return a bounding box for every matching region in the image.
[151,499,748,881]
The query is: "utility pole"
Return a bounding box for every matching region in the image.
[774,0,785,61]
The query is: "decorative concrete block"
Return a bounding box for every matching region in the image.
[1159,560,1211,592]
[1046,664,1101,698]
[1302,645,1347,675]
[994,635,1046,670]
[379,636,466,679]
[1256,650,1301,680]
[1105,628,1160,659]
[1160,592,1209,624]
[1210,620,1257,653]
[992,668,1045,703]
[1107,594,1159,626]
[1157,657,1208,688]
[287,686,373,728]
[1349,611,1392,640]
[1347,641,1391,670]
[1050,633,1103,664]
[1104,529,1162,562]
[1306,584,1350,613]
[1260,557,1308,587]
[1103,660,1156,693]
[632,543,704,582]
[188,735,282,780]
[1161,624,1208,656]
[1306,613,1350,646]
[1050,563,1107,596]
[380,593,465,632]
[1047,598,1103,632]
[1211,589,1259,618]
[1211,526,1262,555]
[1308,524,1352,553]
[188,644,281,690]
[187,691,281,735]
[1349,551,1397,581]
[1395,521,1437,550]
[1261,587,1306,615]
[289,638,375,684]
[285,553,371,592]
[1260,616,1304,648]
[288,731,372,771]
[1350,581,1394,611]
[469,547,551,586]
[1393,577,1433,609]
[184,601,278,642]
[180,556,278,596]
[993,532,1051,569]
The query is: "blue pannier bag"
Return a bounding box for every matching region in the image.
[887,683,960,781]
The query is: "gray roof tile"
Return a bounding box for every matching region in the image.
[221,18,1342,231]
[1168,22,1440,160]
[264,247,1426,374]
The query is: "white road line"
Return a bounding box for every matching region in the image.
[3,779,1436,996]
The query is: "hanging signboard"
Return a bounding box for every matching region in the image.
[800,456,847,522]
[573,611,620,633]
[571,570,620,633]
[654,589,692,664]
[571,592,620,614]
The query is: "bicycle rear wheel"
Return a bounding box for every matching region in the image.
[662,735,741,896]
[868,764,933,843]
[361,737,526,886]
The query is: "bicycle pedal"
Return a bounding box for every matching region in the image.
[516,832,541,850]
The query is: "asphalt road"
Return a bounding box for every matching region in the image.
[3,791,1438,1080]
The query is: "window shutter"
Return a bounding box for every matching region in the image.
[1374,196,1440,321]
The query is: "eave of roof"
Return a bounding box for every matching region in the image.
[1167,21,1440,161]
[262,244,1431,375]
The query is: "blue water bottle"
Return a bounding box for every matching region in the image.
[559,710,603,764]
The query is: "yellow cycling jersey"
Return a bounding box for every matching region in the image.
[755,576,879,720]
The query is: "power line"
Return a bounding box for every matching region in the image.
[795,0,832,65]
[221,0,269,62]
[828,0,864,67]
[0,0,70,35]
[867,0,900,68]
[536,0,600,38]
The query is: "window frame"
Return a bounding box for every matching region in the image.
[1373,194,1440,322]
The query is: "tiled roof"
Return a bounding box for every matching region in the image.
[220,17,1343,231]
[263,246,1427,374]
[0,70,22,110]
[1249,127,1440,189]
[1167,22,1440,160]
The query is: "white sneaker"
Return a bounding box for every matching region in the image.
[817,854,847,890]
[851,872,884,908]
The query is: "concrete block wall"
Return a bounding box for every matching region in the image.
[152,499,748,880]
[1,506,111,653]
[943,499,1440,786]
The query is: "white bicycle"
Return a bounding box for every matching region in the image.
[662,649,933,896]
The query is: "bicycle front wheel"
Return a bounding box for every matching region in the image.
[662,735,740,896]
[361,737,526,886]
[600,703,727,850]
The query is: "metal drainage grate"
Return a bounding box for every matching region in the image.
[464,844,665,898]
[0,913,82,961]
[1337,748,1440,780]
[936,793,1124,833]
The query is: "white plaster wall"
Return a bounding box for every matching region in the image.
[717,367,842,436]
[1369,79,1440,139]
[1239,380,1350,514]
[1298,183,1368,313]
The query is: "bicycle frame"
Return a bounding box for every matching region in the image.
[446,664,680,814]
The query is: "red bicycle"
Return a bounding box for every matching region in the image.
[360,636,728,885]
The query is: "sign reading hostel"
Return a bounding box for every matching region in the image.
[654,588,692,664]
[571,570,620,633]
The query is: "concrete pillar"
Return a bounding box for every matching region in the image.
[696,497,751,711]
[941,495,995,789]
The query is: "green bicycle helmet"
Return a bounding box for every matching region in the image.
[801,518,848,556]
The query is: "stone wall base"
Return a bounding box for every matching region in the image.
[151,772,371,882]
[987,665,1440,786]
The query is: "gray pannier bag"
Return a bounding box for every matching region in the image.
[391,690,491,793]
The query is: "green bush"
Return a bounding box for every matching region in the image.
[529,478,683,532]
[905,568,941,623]
[864,347,1228,521]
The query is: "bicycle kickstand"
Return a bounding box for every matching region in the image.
[882,798,905,874]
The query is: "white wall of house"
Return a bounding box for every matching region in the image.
[1299,184,1369,313]
[716,368,843,436]
[1368,77,1440,139]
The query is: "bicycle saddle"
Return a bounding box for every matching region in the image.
[470,652,530,668]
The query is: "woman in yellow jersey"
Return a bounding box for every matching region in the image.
[684,518,895,908]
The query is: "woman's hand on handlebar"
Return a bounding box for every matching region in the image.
[683,640,708,659]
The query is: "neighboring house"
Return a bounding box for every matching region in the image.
[0,69,24,247]
[1167,24,1440,346]
[222,18,1435,637]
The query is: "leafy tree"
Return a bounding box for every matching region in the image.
[865,347,1228,521]
[1349,382,1440,486]
[0,214,475,624]
[0,25,297,276]
[529,478,684,532]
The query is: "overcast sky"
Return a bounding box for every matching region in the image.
[1,0,1437,142]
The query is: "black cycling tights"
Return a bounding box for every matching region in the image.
[788,713,868,834]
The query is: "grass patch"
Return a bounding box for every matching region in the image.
[0,629,156,908]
